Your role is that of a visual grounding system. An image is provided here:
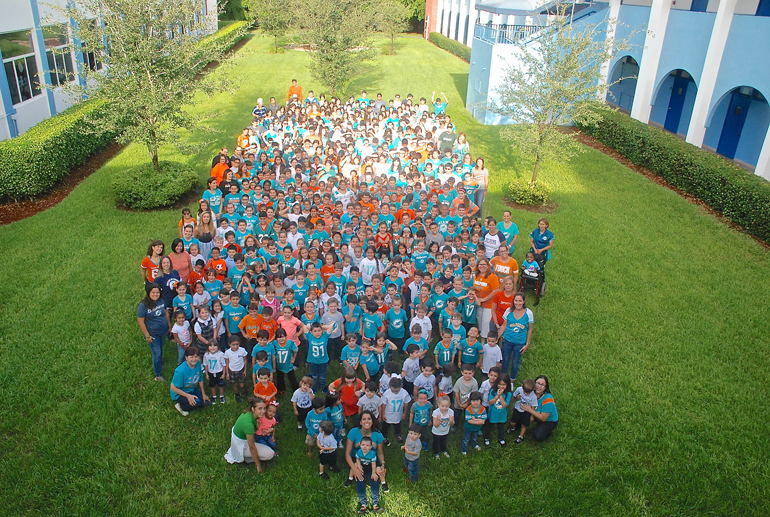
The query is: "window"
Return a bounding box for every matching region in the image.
[81,42,102,72]
[0,30,41,105]
[43,25,74,87]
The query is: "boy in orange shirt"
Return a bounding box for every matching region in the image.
[253,367,278,404]
[238,302,264,358]
[207,247,227,282]
[258,306,280,341]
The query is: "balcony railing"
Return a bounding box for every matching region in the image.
[474,22,545,45]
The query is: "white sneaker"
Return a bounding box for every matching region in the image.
[211,397,217,405]
[175,403,189,416]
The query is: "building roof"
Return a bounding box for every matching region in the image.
[475,0,543,16]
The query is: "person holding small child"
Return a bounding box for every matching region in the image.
[224,397,276,471]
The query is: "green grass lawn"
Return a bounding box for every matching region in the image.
[1,33,769,516]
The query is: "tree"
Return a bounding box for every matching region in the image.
[61,0,240,171]
[491,3,633,183]
[372,0,410,51]
[246,0,294,52]
[301,0,376,96]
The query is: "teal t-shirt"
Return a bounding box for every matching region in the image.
[412,401,432,426]
[488,391,512,424]
[362,313,383,340]
[460,337,483,364]
[274,341,298,373]
[223,302,247,334]
[307,331,330,364]
[170,360,202,400]
[305,409,326,436]
[433,341,456,367]
[464,405,487,432]
[385,308,408,339]
[341,345,362,369]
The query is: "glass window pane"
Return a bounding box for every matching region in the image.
[4,61,20,104]
[54,51,65,84]
[26,55,40,97]
[47,50,59,87]
[15,58,31,102]
[63,51,74,80]
[42,24,68,49]
[0,30,33,60]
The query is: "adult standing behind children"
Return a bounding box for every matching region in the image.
[473,259,500,341]
[137,283,172,381]
[168,238,193,285]
[345,410,388,492]
[472,157,489,215]
[519,375,558,442]
[500,292,533,381]
[224,397,276,471]
[287,79,303,103]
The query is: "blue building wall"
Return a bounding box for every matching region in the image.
[467,36,494,123]
[605,5,649,88]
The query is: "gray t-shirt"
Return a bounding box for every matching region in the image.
[453,377,479,408]
[404,435,421,460]
[513,386,538,412]
[321,311,345,338]
[358,394,382,418]
[317,432,337,450]
[403,357,420,382]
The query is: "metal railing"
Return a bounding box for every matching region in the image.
[474,22,545,45]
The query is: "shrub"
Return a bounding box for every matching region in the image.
[0,100,118,200]
[576,102,770,242]
[428,32,470,62]
[113,161,199,210]
[506,177,551,205]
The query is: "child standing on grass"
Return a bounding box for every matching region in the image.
[409,389,433,451]
[401,344,421,395]
[358,381,382,420]
[431,395,454,459]
[292,376,315,430]
[401,423,422,483]
[172,309,193,366]
[380,377,411,446]
[253,367,278,404]
[305,398,327,458]
[461,391,486,455]
[509,378,538,443]
[224,336,248,402]
[329,368,365,421]
[453,363,479,430]
[437,362,455,400]
[324,394,345,446]
[354,437,384,514]
[317,420,340,479]
[203,342,226,404]
[487,374,512,447]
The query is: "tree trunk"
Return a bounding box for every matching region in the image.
[532,154,540,184]
[149,128,160,171]
[151,150,160,172]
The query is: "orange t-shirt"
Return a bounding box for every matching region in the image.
[207,258,227,281]
[329,378,365,416]
[254,381,277,401]
[211,163,229,184]
[490,257,519,279]
[491,290,515,325]
[258,318,280,341]
[187,269,206,288]
[473,273,500,309]
[141,256,160,283]
[239,314,264,339]
[320,264,335,283]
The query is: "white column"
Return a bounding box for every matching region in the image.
[756,125,770,181]
[452,0,462,40]
[686,0,737,146]
[441,0,450,35]
[630,0,672,123]
[599,0,622,100]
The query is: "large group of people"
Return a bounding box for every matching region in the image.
[136,82,558,509]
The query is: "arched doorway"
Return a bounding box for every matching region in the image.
[607,56,639,112]
[704,86,770,167]
[650,69,698,137]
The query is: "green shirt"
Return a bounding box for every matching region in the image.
[232,411,257,440]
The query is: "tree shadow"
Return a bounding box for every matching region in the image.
[450,73,469,105]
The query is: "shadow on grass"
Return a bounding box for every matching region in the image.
[450,73,469,105]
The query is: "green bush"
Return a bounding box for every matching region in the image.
[576,102,770,242]
[113,161,199,210]
[428,32,470,62]
[506,177,551,205]
[0,100,118,200]
[200,21,250,53]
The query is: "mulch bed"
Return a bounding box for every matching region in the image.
[0,143,124,226]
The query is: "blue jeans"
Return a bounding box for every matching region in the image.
[256,435,277,450]
[308,362,328,391]
[177,344,187,365]
[148,333,165,377]
[475,188,486,215]
[462,428,479,452]
[176,389,210,411]
[501,339,526,381]
[404,456,419,482]
[356,472,380,506]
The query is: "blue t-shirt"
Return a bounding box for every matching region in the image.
[224,302,247,334]
[502,309,532,344]
[497,221,519,248]
[202,189,223,214]
[489,391,512,424]
[461,298,478,324]
[293,282,311,306]
[326,404,345,429]
[412,250,431,272]
[537,392,558,422]
[360,352,380,377]
[433,341,456,367]
[274,341,298,373]
[464,405,487,431]
[460,338,484,364]
[412,401,432,426]
[307,331,330,364]
[251,340,276,362]
[362,313,383,340]
[138,300,168,336]
[173,294,194,320]
[170,360,202,400]
[355,448,378,468]
[347,427,385,456]
[342,305,363,334]
[385,308,408,339]
[341,344,362,369]
[305,409,327,436]
[530,228,555,258]
[403,336,428,353]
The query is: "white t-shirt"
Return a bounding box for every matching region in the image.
[481,344,503,373]
[212,311,226,336]
[484,231,505,259]
[359,258,384,285]
[291,387,314,409]
[402,357,420,382]
[409,316,432,342]
[203,350,225,374]
[431,407,454,435]
[513,386,538,412]
[172,321,192,345]
[413,373,436,399]
[193,291,211,308]
[479,379,493,407]
[358,394,382,417]
[381,388,412,424]
[224,347,248,371]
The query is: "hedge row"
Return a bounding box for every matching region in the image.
[576,102,770,242]
[428,32,470,62]
[0,21,250,202]
[0,99,118,200]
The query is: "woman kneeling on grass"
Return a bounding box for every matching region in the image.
[225,397,275,472]
[170,348,211,416]
[345,410,387,511]
[519,375,558,442]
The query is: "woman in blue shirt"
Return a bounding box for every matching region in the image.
[529,218,555,262]
[137,284,172,380]
[520,375,559,442]
[345,410,388,492]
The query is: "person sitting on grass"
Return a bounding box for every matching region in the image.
[224,397,275,471]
